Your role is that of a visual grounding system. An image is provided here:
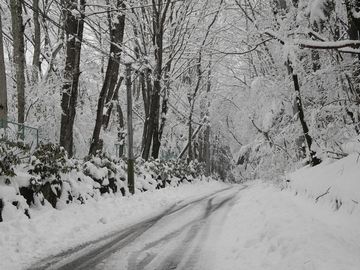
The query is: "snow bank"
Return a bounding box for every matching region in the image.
[0,180,227,270]
[288,154,360,213]
[213,182,360,270]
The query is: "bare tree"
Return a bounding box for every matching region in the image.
[10,0,26,124]
[345,0,360,100]
[132,0,195,160]
[32,0,41,83]
[89,0,126,155]
[0,11,7,124]
[59,0,86,156]
[187,0,223,163]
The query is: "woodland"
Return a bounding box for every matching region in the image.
[0,0,360,182]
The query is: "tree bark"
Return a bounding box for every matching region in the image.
[32,0,41,83]
[158,62,171,149]
[204,63,212,176]
[0,12,7,125]
[142,0,171,160]
[10,0,26,124]
[141,69,153,160]
[292,71,321,166]
[142,1,171,160]
[103,76,123,129]
[345,0,360,101]
[345,0,360,44]
[115,83,125,157]
[89,0,125,156]
[149,1,166,160]
[59,0,85,157]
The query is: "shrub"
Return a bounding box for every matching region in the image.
[0,140,31,221]
[26,143,71,208]
[83,152,127,195]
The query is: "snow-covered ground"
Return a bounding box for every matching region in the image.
[2,177,360,270]
[0,181,228,270]
[288,153,360,213]
[2,152,360,270]
[213,182,360,270]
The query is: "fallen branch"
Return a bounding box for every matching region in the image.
[315,186,331,202]
[326,150,347,159]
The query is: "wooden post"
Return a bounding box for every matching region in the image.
[126,63,135,194]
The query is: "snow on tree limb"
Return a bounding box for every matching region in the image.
[264,30,360,54]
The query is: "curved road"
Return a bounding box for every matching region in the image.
[30,186,246,270]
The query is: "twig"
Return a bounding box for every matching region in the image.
[315,187,331,202]
[326,150,347,159]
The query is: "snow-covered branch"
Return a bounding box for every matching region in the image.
[264,30,360,54]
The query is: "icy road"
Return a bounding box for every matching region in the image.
[28,183,360,270]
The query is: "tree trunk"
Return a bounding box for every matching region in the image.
[0,12,7,125]
[32,0,41,83]
[345,0,360,100]
[10,0,26,124]
[103,76,123,129]
[150,80,161,159]
[158,62,171,146]
[187,112,193,163]
[345,0,360,45]
[89,0,125,156]
[60,0,85,157]
[142,0,171,160]
[116,102,125,157]
[204,63,212,176]
[145,2,164,160]
[149,21,163,160]
[292,72,321,166]
[115,83,125,157]
[141,69,153,160]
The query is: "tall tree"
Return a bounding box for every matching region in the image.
[187,0,223,162]
[139,0,193,160]
[345,0,360,100]
[59,0,85,157]
[89,0,126,155]
[10,0,26,124]
[0,11,7,124]
[32,0,41,83]
[143,0,172,160]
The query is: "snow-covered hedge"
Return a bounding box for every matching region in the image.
[0,141,208,222]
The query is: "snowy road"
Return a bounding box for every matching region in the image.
[23,182,360,270]
[30,186,245,270]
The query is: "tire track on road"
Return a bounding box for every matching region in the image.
[128,186,246,270]
[29,186,237,270]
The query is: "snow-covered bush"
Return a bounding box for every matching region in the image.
[0,144,213,222]
[0,140,31,222]
[0,140,22,177]
[25,144,72,208]
[83,152,127,196]
[139,158,206,188]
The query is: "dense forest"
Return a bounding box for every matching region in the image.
[1,1,360,268]
[0,0,360,182]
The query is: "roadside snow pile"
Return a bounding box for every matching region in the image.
[0,181,227,270]
[0,141,210,223]
[288,153,360,213]
[213,182,360,270]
